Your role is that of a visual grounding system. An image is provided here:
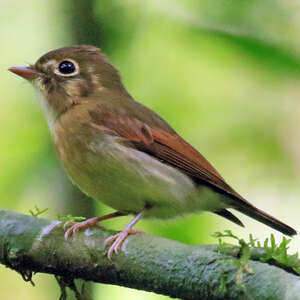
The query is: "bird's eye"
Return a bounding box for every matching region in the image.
[55,60,79,77]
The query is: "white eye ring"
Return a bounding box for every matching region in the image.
[54,59,80,77]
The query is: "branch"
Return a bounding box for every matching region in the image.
[0,209,299,300]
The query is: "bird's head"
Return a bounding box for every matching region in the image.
[9,45,124,122]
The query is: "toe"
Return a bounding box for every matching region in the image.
[64,228,72,240]
[104,234,118,246]
[63,221,75,230]
[64,225,79,239]
[105,229,144,259]
[107,244,114,260]
[106,232,128,259]
[63,217,107,240]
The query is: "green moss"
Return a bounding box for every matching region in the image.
[213,230,300,277]
[29,205,49,217]
[57,214,86,223]
[213,230,253,287]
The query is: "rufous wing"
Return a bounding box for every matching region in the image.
[89,111,297,236]
[90,111,240,199]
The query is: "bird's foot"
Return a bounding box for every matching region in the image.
[105,229,144,259]
[64,217,106,239]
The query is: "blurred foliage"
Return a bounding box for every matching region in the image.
[1,0,300,299]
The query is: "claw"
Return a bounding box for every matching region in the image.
[64,217,106,240]
[103,211,145,259]
[105,229,144,259]
[61,212,125,240]
[63,221,76,230]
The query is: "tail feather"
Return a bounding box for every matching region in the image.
[214,209,244,227]
[234,202,297,236]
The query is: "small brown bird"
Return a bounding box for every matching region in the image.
[9,45,296,258]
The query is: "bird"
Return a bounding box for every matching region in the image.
[9,45,297,258]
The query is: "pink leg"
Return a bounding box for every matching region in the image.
[64,211,126,239]
[105,211,145,259]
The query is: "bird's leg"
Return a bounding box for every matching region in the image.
[64,211,126,239]
[105,211,145,259]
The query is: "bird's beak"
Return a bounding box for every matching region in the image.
[8,66,39,80]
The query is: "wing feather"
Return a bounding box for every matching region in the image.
[88,111,297,236]
[90,111,242,201]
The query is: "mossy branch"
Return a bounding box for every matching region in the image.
[0,208,299,300]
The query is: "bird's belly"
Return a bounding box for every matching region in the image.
[57,133,223,218]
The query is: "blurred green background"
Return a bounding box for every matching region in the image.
[1,0,300,299]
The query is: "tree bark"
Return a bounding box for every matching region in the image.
[0,209,299,300]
